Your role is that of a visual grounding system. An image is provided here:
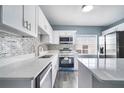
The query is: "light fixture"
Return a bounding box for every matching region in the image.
[81,5,93,12]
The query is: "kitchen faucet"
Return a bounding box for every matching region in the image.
[35,43,44,57]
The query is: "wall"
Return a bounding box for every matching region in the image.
[52,25,103,35]
[51,25,104,55]
[102,18,124,31]
[0,31,48,58]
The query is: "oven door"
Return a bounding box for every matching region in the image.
[59,57,74,68]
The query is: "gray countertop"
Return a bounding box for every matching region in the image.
[77,58,124,83]
[0,50,59,80]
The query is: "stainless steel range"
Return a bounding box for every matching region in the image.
[59,48,75,69]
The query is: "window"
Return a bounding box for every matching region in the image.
[82,45,88,54]
[75,35,97,55]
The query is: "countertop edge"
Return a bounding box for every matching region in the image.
[77,58,124,83]
[0,50,59,80]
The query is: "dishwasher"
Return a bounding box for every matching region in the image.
[36,63,52,88]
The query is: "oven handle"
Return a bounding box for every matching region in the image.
[40,66,52,86]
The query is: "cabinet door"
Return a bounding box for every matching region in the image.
[52,31,60,44]
[38,7,47,34]
[39,7,53,33]
[23,5,37,37]
[52,54,59,87]
[2,5,23,31]
[48,25,53,43]
[78,61,92,88]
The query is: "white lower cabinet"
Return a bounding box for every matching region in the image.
[78,61,92,88]
[78,61,124,88]
[52,54,59,87]
[0,79,35,88]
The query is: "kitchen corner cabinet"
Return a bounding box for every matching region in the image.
[0,5,37,37]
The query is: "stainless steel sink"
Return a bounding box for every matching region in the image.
[39,55,53,58]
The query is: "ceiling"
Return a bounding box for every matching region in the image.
[40,5,124,26]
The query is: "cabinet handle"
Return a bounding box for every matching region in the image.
[24,21,28,29]
[28,23,31,31]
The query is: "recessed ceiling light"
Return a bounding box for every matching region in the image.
[81,5,93,12]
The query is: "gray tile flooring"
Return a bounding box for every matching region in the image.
[54,71,78,88]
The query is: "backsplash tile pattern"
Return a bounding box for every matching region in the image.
[0,31,47,58]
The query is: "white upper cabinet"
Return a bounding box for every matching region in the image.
[52,31,60,44]
[23,5,37,37]
[38,6,53,34]
[2,5,22,31]
[38,6,53,43]
[1,6,23,34]
[38,6,47,34]
[0,5,38,37]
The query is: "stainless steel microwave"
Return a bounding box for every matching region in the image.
[59,37,73,44]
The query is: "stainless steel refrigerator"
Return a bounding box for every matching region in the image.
[104,31,124,58]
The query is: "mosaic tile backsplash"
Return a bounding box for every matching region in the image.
[0,32,47,58]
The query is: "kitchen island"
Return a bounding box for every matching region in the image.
[78,58,124,88]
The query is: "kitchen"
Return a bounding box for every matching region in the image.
[1,5,124,88]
